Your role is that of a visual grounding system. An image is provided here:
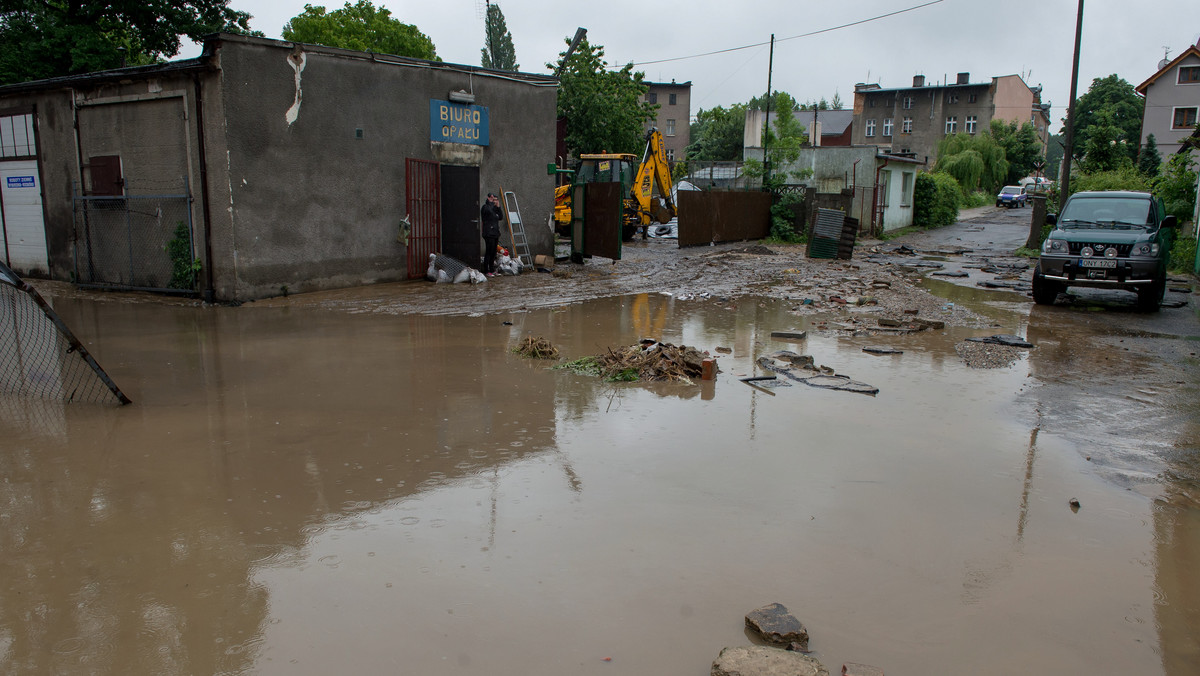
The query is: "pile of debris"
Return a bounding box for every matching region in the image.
[558,340,713,383]
[513,336,559,360]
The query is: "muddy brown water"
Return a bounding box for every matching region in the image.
[2,283,1198,674]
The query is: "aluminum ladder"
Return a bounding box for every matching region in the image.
[501,189,533,268]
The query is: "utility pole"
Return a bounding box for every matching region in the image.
[762,34,775,187]
[1059,0,1084,200]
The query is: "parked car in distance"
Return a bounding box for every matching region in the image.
[996,185,1027,208]
[1033,190,1176,311]
[1020,176,1053,194]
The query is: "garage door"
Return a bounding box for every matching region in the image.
[0,160,48,275]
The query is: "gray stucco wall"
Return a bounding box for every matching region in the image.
[1140,52,1200,156]
[209,37,558,300]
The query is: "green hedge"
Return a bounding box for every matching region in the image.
[913,172,961,228]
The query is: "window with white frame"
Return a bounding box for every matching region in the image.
[901,172,913,206]
[0,113,36,158]
[902,96,914,109]
[865,119,876,137]
[965,115,977,134]
[1179,66,1200,84]
[1173,107,1198,129]
[945,116,957,134]
[666,148,675,161]
[901,117,912,134]
[666,119,676,135]
[882,118,893,136]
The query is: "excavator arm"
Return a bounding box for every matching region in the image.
[632,128,676,225]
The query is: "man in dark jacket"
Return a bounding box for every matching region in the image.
[480,192,503,275]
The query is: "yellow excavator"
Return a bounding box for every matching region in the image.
[553,128,676,241]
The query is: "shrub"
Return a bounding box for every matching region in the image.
[960,191,991,208]
[1169,233,1196,274]
[166,221,201,290]
[1154,152,1198,222]
[769,190,806,243]
[913,172,960,228]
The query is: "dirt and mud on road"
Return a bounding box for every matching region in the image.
[5,205,1199,675]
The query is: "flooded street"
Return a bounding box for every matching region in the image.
[3,213,1199,674]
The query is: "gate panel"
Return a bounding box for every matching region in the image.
[439,165,480,268]
[583,182,622,261]
[72,182,195,293]
[405,158,440,279]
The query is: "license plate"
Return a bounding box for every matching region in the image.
[1078,258,1116,269]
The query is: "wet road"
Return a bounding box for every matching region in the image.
[2,210,1198,674]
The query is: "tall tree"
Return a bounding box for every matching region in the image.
[1065,74,1143,164]
[989,119,1043,184]
[549,35,655,158]
[685,104,745,161]
[744,95,810,184]
[0,0,257,85]
[282,1,437,60]
[479,2,517,71]
[748,90,797,112]
[1137,134,1161,176]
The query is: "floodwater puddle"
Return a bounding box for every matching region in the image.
[2,290,1197,674]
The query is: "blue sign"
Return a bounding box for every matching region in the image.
[6,176,35,188]
[430,100,489,146]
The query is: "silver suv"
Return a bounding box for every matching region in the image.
[1033,191,1177,311]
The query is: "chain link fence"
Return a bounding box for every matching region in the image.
[73,179,197,294]
[0,261,130,405]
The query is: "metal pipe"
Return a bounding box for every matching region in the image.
[193,73,215,303]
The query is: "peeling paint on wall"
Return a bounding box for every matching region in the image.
[285,51,306,126]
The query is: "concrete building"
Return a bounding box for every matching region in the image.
[0,33,558,300]
[643,80,691,164]
[1136,41,1200,159]
[851,73,1051,165]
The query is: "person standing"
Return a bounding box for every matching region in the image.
[480,192,503,276]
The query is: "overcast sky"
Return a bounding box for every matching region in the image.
[184,0,1200,130]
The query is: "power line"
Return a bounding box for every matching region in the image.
[629,0,945,67]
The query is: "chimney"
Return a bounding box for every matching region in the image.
[913,75,925,88]
[956,72,970,85]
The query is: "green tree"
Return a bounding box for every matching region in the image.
[748,90,798,112]
[1066,74,1143,164]
[1154,151,1197,221]
[282,1,437,60]
[685,104,745,161]
[1079,108,1134,173]
[0,0,256,85]
[744,96,810,183]
[1045,133,1065,180]
[549,35,655,158]
[934,132,1009,195]
[1137,134,1162,176]
[479,2,517,71]
[989,119,1042,185]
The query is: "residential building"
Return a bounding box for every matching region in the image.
[0,33,557,299]
[1135,40,1200,159]
[643,80,691,164]
[851,73,1051,165]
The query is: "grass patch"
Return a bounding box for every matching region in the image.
[553,356,602,377]
[1013,246,1040,258]
[880,226,923,241]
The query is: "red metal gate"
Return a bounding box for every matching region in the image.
[405,158,441,279]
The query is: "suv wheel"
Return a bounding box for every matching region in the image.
[1032,265,1062,305]
[1135,275,1166,312]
